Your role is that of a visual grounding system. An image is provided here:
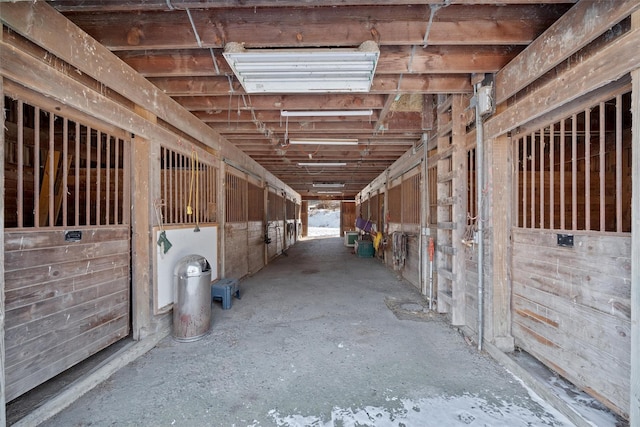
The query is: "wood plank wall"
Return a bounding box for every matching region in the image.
[512,229,631,417]
[224,222,249,280]
[248,221,265,275]
[3,228,130,401]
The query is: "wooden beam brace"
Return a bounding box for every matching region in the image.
[51,1,579,13]
[61,5,565,50]
[0,36,293,198]
[0,1,223,148]
[486,27,640,139]
[495,0,640,104]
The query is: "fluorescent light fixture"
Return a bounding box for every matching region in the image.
[281,110,373,117]
[312,183,345,188]
[297,162,346,167]
[317,191,343,194]
[289,138,358,146]
[223,41,379,93]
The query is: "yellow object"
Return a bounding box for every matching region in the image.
[373,231,382,251]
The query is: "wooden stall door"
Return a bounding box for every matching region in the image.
[3,95,132,401]
[340,201,356,237]
[509,90,632,417]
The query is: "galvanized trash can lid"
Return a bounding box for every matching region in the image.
[174,254,211,277]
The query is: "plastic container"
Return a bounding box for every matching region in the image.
[356,240,375,257]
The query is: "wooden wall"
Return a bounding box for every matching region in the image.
[340,201,356,237]
[3,228,130,401]
[224,222,249,280]
[511,229,631,416]
[248,221,265,275]
[266,220,285,260]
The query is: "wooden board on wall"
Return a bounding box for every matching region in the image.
[511,229,631,417]
[153,225,218,313]
[4,227,130,401]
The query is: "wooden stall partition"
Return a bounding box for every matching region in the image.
[511,229,631,416]
[301,201,309,237]
[4,228,131,401]
[3,93,132,401]
[266,190,285,260]
[509,86,633,417]
[224,170,249,279]
[248,181,265,275]
[340,201,356,237]
[400,170,421,289]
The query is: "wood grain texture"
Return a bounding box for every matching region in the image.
[3,227,130,401]
[512,228,631,416]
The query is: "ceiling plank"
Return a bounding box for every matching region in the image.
[148,74,472,96]
[118,45,517,76]
[174,94,388,111]
[50,1,578,13]
[62,4,569,50]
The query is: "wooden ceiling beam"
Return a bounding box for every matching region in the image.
[65,4,569,50]
[51,1,578,13]
[117,45,517,76]
[148,74,472,96]
[495,0,640,103]
[175,94,388,111]
[193,110,378,123]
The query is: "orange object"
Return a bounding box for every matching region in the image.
[428,237,435,261]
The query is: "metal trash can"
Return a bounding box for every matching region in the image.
[172,254,212,342]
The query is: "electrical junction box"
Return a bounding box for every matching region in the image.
[478,85,493,116]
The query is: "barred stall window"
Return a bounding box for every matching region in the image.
[402,173,421,224]
[388,184,402,223]
[467,148,477,220]
[514,91,632,233]
[286,199,296,220]
[370,194,379,224]
[160,146,217,225]
[4,97,130,228]
[428,166,437,225]
[268,191,284,221]
[248,182,264,221]
[225,172,248,223]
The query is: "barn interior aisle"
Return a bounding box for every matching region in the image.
[32,237,580,427]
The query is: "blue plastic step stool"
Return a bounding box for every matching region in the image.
[211,278,240,309]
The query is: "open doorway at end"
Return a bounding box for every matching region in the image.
[307,200,341,238]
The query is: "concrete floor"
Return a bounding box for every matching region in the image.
[30,236,573,426]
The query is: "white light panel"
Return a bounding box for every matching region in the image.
[289,138,358,146]
[297,162,347,167]
[223,41,379,93]
[312,183,345,188]
[281,110,373,117]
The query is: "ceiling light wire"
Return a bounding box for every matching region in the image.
[422,1,451,48]
[226,74,234,93]
[210,48,220,75]
[185,9,203,48]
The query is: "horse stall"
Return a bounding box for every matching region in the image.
[3,93,131,401]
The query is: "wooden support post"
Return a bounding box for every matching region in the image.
[488,131,515,352]
[131,107,157,340]
[451,94,467,326]
[630,9,640,427]
[0,77,8,427]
